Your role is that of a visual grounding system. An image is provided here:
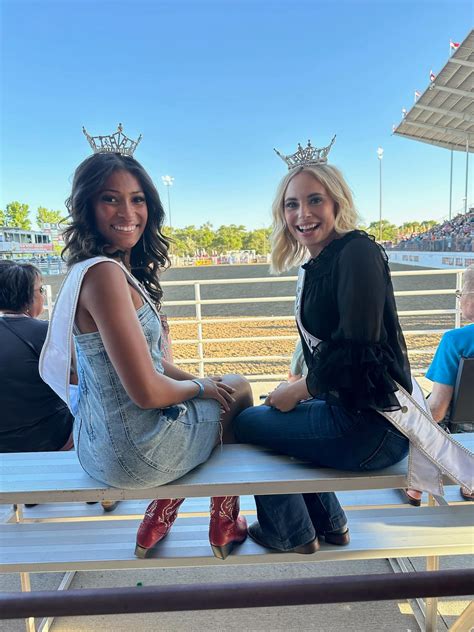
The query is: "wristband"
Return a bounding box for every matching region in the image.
[191,379,204,399]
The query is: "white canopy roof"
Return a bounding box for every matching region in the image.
[393,29,473,153]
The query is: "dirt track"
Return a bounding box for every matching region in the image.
[168,317,442,377]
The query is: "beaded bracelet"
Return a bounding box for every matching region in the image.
[191,379,204,399]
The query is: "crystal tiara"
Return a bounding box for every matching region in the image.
[82,123,142,157]
[274,135,336,170]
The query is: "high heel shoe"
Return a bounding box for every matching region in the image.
[135,498,185,558]
[209,496,248,560]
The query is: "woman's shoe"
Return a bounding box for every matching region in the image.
[248,521,319,554]
[209,496,248,560]
[403,489,422,507]
[460,487,474,501]
[135,498,185,558]
[318,527,350,546]
[101,500,119,512]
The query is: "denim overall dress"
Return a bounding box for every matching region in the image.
[40,257,221,489]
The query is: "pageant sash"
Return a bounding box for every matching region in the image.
[295,266,473,496]
[39,257,160,411]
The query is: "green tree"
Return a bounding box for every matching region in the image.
[36,207,64,228]
[213,224,246,252]
[243,228,271,254]
[366,219,397,242]
[196,222,215,252]
[4,201,31,229]
[172,226,198,256]
[420,220,438,232]
[0,208,5,225]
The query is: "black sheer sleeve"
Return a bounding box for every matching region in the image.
[305,237,402,411]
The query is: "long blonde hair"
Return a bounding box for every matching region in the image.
[270,164,359,273]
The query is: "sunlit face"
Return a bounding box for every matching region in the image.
[283,171,337,258]
[29,276,45,318]
[93,170,148,258]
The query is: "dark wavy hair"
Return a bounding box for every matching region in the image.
[62,153,170,307]
[0,261,40,312]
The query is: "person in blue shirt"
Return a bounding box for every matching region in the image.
[406,264,474,504]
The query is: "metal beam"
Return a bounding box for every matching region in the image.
[400,120,474,141]
[434,85,473,99]
[414,103,474,123]
[448,58,474,69]
[1,570,473,620]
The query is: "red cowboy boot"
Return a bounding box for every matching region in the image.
[135,498,185,558]
[209,496,248,560]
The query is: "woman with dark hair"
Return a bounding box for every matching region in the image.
[40,142,252,560]
[0,261,73,452]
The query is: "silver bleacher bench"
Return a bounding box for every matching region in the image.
[1,435,473,632]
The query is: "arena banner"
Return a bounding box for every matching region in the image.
[388,250,473,270]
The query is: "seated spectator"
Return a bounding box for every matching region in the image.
[405,264,474,504]
[0,261,73,452]
[0,261,116,510]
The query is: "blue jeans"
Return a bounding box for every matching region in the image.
[233,399,409,551]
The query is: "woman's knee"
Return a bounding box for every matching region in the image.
[222,374,253,408]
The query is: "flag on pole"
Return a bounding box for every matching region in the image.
[414,90,421,101]
[429,69,436,82]
[450,40,460,53]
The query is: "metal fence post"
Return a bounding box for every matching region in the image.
[455,270,463,329]
[194,283,205,377]
[45,284,53,320]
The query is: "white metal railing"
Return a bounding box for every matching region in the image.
[44,268,466,380]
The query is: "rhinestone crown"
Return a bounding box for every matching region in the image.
[82,123,142,157]
[274,135,336,170]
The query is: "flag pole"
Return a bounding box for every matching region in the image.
[449,150,453,221]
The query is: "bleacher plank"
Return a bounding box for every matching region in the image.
[1,435,472,504]
[9,486,469,525]
[1,506,472,573]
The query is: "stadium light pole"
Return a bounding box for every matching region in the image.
[161,175,174,230]
[377,147,384,242]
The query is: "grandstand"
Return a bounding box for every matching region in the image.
[395,210,473,252]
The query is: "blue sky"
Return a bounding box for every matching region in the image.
[1,0,472,230]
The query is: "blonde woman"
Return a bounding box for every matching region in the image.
[234,142,412,553]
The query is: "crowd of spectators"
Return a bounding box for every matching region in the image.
[394,210,473,252]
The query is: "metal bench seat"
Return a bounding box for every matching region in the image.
[1,506,472,573]
[1,434,473,505]
[8,485,468,525]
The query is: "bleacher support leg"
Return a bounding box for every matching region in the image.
[15,505,36,632]
[425,494,440,632]
[20,573,35,632]
[448,602,474,632]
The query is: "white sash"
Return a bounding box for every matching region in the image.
[39,257,160,411]
[295,266,473,496]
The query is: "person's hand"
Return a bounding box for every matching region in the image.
[209,375,223,383]
[264,382,299,412]
[199,377,235,412]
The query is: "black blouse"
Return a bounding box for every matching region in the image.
[300,230,412,412]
